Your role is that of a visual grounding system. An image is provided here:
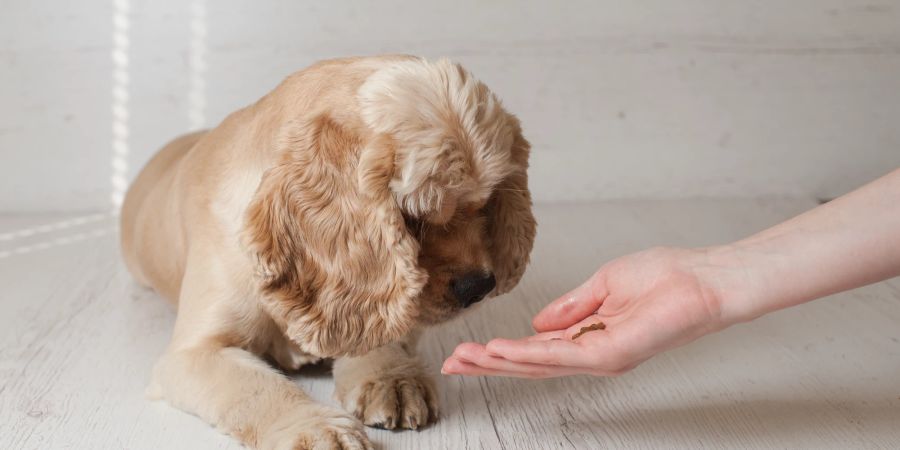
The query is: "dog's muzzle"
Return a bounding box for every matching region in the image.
[450,271,496,308]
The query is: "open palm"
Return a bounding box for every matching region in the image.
[443,247,727,378]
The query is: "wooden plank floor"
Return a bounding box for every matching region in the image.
[2,199,899,449]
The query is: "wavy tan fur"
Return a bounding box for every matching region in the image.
[121,55,536,449]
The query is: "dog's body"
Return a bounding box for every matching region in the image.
[121,55,535,449]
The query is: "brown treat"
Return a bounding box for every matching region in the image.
[571,322,606,340]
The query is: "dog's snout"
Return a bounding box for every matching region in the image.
[450,271,496,308]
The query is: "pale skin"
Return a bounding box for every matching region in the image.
[443,168,900,378]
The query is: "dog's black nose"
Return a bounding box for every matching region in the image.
[450,271,496,308]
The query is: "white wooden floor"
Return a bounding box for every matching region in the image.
[2,198,899,449]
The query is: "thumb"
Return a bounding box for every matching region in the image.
[532,270,607,332]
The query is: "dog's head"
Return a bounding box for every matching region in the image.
[244,58,535,357]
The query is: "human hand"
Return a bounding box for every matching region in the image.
[442,247,732,378]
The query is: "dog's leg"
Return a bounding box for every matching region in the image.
[149,344,371,450]
[148,255,371,450]
[333,335,438,430]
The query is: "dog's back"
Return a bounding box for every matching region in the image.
[120,130,206,302]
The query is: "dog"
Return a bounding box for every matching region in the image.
[120,55,536,449]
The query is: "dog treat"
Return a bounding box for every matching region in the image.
[571,322,606,340]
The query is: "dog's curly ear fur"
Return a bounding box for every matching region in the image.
[243,116,426,357]
[486,124,537,295]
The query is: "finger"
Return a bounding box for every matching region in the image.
[442,357,526,377]
[532,272,608,332]
[526,330,566,341]
[452,342,585,374]
[441,356,586,379]
[484,335,623,370]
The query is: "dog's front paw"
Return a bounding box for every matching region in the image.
[258,404,372,450]
[339,372,438,430]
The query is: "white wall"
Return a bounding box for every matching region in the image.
[2,1,899,212]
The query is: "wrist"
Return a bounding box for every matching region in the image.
[695,243,770,327]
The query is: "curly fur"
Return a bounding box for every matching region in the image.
[120,55,536,449]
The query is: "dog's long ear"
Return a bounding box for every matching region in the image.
[486,124,537,295]
[243,116,426,357]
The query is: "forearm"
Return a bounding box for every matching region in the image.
[708,168,900,325]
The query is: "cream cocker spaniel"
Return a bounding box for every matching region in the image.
[121,55,536,449]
